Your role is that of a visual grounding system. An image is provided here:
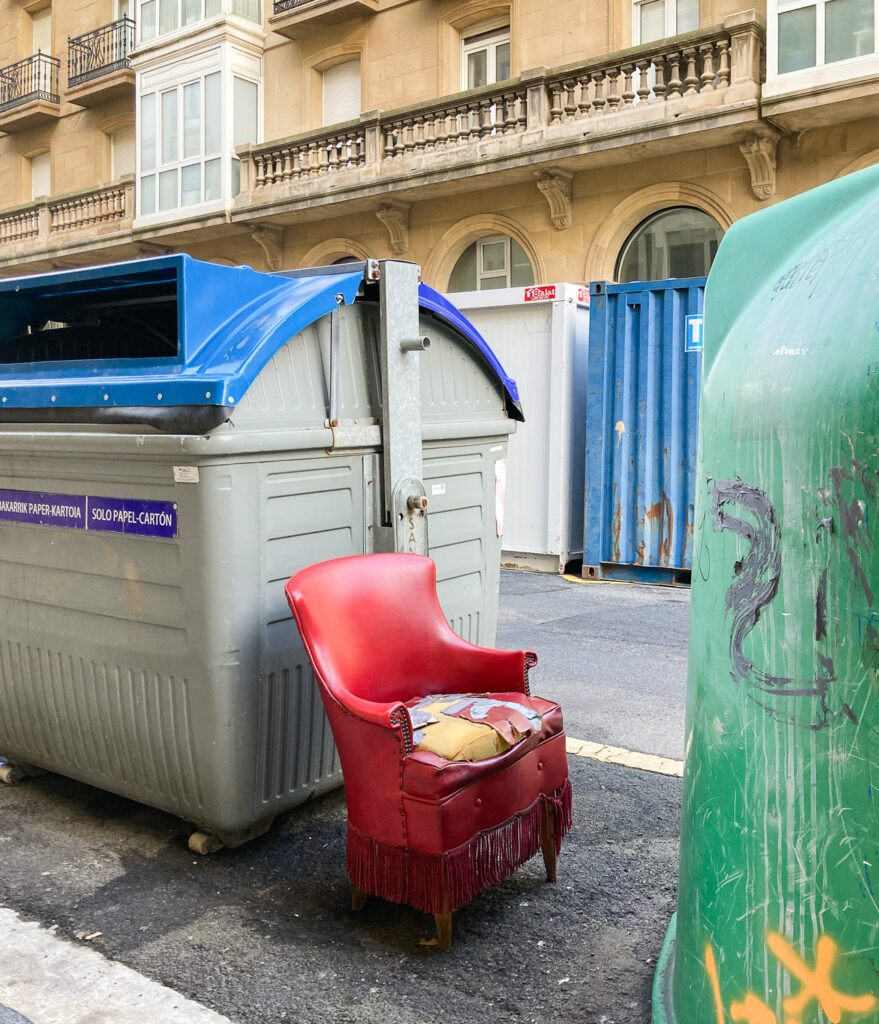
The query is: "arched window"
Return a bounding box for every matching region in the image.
[616,207,723,283]
[448,234,534,292]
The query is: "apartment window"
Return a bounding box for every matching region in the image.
[616,208,722,282]
[32,7,52,54]
[140,70,258,216]
[634,0,699,43]
[116,0,133,17]
[322,59,361,126]
[30,151,51,200]
[448,235,534,292]
[139,0,259,41]
[111,127,136,178]
[775,0,874,73]
[461,26,510,89]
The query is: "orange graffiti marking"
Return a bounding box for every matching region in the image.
[730,993,777,1024]
[767,932,878,1024]
[704,932,877,1024]
[705,943,727,1024]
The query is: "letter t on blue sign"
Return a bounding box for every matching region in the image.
[685,314,704,353]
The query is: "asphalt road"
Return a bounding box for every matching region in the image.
[0,570,689,1024]
[497,571,690,760]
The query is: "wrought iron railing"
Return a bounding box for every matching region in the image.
[68,18,136,89]
[274,0,317,12]
[0,53,60,114]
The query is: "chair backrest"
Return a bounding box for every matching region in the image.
[285,553,461,706]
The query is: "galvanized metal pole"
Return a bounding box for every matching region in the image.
[378,259,430,555]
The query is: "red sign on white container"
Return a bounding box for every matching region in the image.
[524,285,556,302]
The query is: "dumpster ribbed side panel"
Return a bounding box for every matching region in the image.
[584,279,703,582]
[0,644,203,809]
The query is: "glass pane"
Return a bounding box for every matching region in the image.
[184,81,201,159]
[204,157,221,200]
[183,0,200,23]
[230,0,260,20]
[826,0,874,62]
[639,0,666,42]
[510,239,534,287]
[141,0,157,39]
[616,207,723,282]
[205,73,222,154]
[159,0,177,34]
[140,174,156,215]
[205,0,222,13]
[231,157,241,197]
[778,6,817,72]
[159,168,177,210]
[161,89,178,164]
[480,276,507,290]
[448,242,477,292]
[676,0,699,33]
[233,77,258,147]
[140,93,156,171]
[495,42,511,81]
[181,163,201,205]
[117,0,133,18]
[468,50,487,88]
[481,239,506,273]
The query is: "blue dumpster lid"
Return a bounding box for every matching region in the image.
[0,255,522,430]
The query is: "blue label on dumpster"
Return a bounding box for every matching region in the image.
[685,314,704,353]
[0,488,177,538]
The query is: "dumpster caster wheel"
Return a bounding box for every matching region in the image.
[188,831,224,856]
[0,764,25,785]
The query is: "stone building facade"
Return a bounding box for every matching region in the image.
[0,0,876,286]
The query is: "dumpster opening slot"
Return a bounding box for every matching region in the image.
[0,267,179,365]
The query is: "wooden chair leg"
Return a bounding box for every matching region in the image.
[352,885,367,911]
[434,912,453,951]
[541,799,558,883]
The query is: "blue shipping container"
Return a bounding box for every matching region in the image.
[583,278,704,584]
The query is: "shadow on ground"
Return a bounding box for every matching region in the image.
[0,754,679,1024]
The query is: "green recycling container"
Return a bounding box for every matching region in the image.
[654,167,879,1023]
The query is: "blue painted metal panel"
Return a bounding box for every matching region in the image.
[584,277,705,579]
[0,256,521,416]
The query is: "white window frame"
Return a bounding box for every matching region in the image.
[476,234,512,288]
[31,6,52,54]
[632,0,699,45]
[30,151,51,201]
[135,40,262,226]
[461,24,511,90]
[138,0,259,43]
[767,0,878,79]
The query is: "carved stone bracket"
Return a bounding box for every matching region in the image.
[739,130,780,201]
[251,225,284,271]
[536,171,573,230]
[376,202,410,255]
[136,242,172,257]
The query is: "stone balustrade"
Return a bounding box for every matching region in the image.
[0,178,133,252]
[237,15,762,208]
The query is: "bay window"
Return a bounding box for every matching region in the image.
[139,0,260,42]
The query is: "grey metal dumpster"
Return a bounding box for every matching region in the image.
[0,255,522,851]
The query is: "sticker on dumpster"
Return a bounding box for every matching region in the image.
[577,287,590,305]
[0,488,177,539]
[685,314,704,353]
[524,285,556,302]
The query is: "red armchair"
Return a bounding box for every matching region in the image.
[284,553,572,949]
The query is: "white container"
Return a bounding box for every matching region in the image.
[448,284,589,574]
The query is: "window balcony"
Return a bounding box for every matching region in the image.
[235,15,765,220]
[0,178,134,257]
[269,0,379,39]
[67,18,136,107]
[0,53,61,132]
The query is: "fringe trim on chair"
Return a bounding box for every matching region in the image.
[347,778,573,915]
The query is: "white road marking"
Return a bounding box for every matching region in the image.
[566,736,684,777]
[0,909,234,1024]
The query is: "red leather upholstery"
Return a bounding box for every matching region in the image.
[285,553,572,923]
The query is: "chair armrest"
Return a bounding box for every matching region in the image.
[323,686,415,752]
[414,636,538,698]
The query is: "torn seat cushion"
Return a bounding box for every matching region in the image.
[406,692,544,762]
